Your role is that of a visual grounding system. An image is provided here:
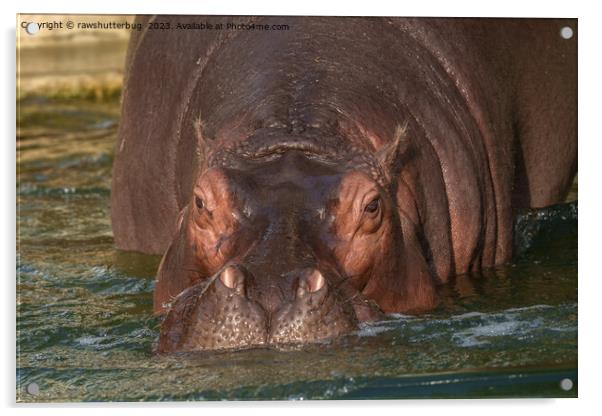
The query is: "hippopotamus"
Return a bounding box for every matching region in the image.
[111,16,577,352]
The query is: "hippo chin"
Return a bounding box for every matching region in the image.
[111,16,576,352]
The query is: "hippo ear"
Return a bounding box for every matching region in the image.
[376,124,411,179]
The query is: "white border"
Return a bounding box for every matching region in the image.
[3,0,600,415]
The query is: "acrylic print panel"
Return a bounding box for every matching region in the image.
[16,14,577,402]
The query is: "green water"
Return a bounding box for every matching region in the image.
[16,99,577,402]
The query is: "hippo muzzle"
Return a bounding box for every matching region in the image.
[157,264,358,352]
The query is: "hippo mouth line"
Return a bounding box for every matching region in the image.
[157,264,360,353]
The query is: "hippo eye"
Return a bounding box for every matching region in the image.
[364,198,380,214]
[195,196,204,210]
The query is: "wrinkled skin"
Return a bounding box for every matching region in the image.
[111,17,577,352]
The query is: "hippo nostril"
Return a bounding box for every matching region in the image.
[219,265,246,295]
[296,268,326,298]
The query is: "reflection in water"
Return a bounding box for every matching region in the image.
[16,99,577,402]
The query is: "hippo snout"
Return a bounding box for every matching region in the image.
[156,265,358,353]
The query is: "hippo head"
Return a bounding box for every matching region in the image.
[154,126,437,352]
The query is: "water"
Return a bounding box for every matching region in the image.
[16,99,577,402]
